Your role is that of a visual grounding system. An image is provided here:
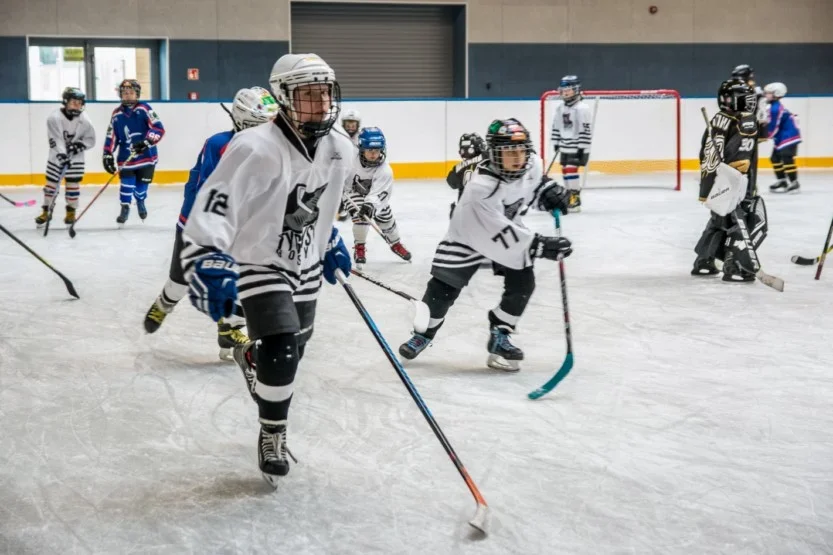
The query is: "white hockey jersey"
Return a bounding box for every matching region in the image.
[46,108,96,164]
[549,100,593,154]
[344,156,394,208]
[181,114,355,302]
[433,157,549,271]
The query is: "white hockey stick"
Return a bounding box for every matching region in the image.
[578,96,600,191]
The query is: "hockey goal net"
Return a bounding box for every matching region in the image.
[539,89,681,190]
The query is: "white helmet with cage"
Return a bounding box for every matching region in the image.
[231,86,278,131]
[764,82,787,99]
[269,53,341,139]
[341,108,362,138]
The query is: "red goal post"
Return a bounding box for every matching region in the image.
[539,89,682,191]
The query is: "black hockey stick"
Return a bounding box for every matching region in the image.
[700,107,784,292]
[335,269,488,534]
[0,223,79,298]
[0,192,36,208]
[350,268,430,333]
[814,215,833,280]
[42,181,61,237]
[69,152,136,238]
[791,245,833,266]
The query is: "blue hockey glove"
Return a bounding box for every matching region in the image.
[323,227,351,284]
[188,253,238,322]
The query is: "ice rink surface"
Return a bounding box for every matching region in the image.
[1,173,832,554]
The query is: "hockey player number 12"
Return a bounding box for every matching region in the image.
[492,225,519,249]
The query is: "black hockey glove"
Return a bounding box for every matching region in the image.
[537,181,570,215]
[66,142,86,156]
[358,202,375,220]
[102,153,117,175]
[529,234,572,261]
[55,152,68,166]
[131,140,150,154]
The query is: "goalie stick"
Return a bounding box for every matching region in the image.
[791,245,833,266]
[528,209,574,400]
[700,107,784,292]
[349,268,429,334]
[335,269,489,534]
[0,223,79,298]
[0,192,36,208]
[69,152,137,238]
[814,215,833,280]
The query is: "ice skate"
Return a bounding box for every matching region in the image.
[486,327,523,372]
[784,181,800,194]
[143,295,176,333]
[691,257,719,276]
[116,204,130,227]
[232,340,257,401]
[390,241,412,262]
[722,252,755,283]
[136,198,148,220]
[398,332,432,360]
[34,206,51,228]
[258,424,292,486]
[568,191,582,213]
[63,206,76,225]
[353,243,366,268]
[769,179,788,193]
[217,320,249,361]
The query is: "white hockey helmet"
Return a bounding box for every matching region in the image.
[230,86,278,131]
[269,53,341,139]
[341,108,361,124]
[764,82,787,99]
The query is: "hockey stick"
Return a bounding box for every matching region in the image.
[578,96,600,191]
[342,194,411,262]
[335,269,488,534]
[0,193,36,208]
[42,175,62,238]
[0,223,79,298]
[69,152,136,238]
[814,215,833,280]
[791,245,833,266]
[350,268,429,333]
[699,107,784,292]
[528,209,574,400]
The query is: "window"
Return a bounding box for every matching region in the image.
[27,38,163,101]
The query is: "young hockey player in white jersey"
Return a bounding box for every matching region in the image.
[35,87,96,227]
[336,109,362,220]
[399,118,572,371]
[549,75,593,212]
[446,132,485,218]
[143,87,278,360]
[180,53,354,485]
[343,126,412,266]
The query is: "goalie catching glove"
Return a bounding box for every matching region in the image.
[188,253,238,322]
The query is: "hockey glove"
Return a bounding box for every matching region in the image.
[323,227,351,285]
[529,234,572,261]
[102,153,117,175]
[66,142,86,156]
[358,202,375,221]
[55,153,69,166]
[188,253,239,322]
[537,181,570,215]
[131,140,151,154]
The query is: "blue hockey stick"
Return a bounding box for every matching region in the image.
[528,209,573,400]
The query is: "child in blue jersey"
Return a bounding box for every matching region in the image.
[102,79,166,224]
[143,86,278,360]
[765,82,802,194]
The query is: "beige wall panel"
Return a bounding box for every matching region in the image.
[567,0,635,42]
[57,0,138,36]
[467,0,503,43]
[628,0,695,43]
[220,0,289,40]
[0,0,58,36]
[137,0,218,40]
[500,1,569,44]
[693,0,828,43]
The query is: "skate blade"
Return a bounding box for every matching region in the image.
[261,472,280,489]
[487,354,521,372]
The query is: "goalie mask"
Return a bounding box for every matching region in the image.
[718,79,756,114]
[61,87,86,118]
[485,118,533,181]
[459,132,485,160]
[269,53,341,140]
[559,75,582,106]
[230,86,278,131]
[118,79,141,107]
[358,127,386,168]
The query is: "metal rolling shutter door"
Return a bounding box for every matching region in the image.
[290,3,454,98]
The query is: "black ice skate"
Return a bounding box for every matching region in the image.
[769,179,788,192]
[144,295,176,333]
[486,327,523,372]
[691,257,719,276]
[136,198,148,220]
[258,424,295,486]
[232,340,257,401]
[722,252,755,283]
[116,204,130,226]
[217,320,249,361]
[398,332,432,360]
[34,206,51,228]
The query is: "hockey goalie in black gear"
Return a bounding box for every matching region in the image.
[693,79,767,283]
[446,132,485,218]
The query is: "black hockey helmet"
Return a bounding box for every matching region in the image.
[718,78,756,113]
[485,118,533,181]
[458,132,485,160]
[118,79,141,106]
[61,87,86,117]
[731,64,755,86]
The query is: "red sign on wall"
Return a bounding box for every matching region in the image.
[188,92,199,101]
[187,68,199,80]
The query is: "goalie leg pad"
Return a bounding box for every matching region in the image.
[723,210,761,275]
[694,212,729,261]
[742,196,768,250]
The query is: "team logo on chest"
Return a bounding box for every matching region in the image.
[503,198,525,220]
[351,175,373,196]
[278,183,327,263]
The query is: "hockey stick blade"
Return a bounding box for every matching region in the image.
[0,193,36,207]
[469,503,489,534]
[528,352,573,400]
[0,223,79,299]
[756,270,784,292]
[349,268,429,333]
[791,254,818,266]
